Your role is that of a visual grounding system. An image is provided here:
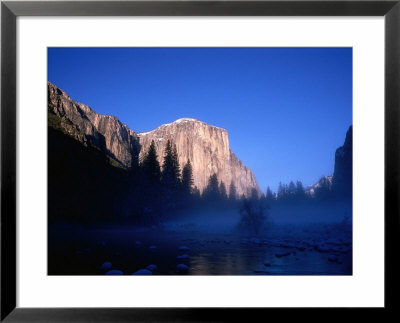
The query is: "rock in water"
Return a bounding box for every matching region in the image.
[132,269,152,275]
[99,262,112,271]
[176,264,189,274]
[146,265,158,272]
[105,270,123,275]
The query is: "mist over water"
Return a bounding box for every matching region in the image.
[164,209,242,234]
[49,200,352,276]
[169,200,351,228]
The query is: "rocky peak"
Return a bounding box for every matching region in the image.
[305,175,333,197]
[48,82,260,197]
[137,118,259,197]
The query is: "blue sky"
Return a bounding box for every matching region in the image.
[48,48,352,193]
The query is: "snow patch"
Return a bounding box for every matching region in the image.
[138,117,227,135]
[136,131,150,137]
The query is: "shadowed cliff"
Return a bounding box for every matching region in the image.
[48,82,260,197]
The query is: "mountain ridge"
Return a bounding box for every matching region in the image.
[48,82,261,197]
[137,118,228,136]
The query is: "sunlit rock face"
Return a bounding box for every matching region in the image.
[137,118,261,197]
[48,82,140,167]
[48,82,261,197]
[305,175,333,197]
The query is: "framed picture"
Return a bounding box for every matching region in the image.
[1,0,399,321]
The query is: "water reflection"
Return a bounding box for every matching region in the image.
[48,223,352,276]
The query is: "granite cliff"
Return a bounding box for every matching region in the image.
[137,118,260,197]
[48,82,260,197]
[48,82,140,167]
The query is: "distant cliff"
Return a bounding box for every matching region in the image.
[332,126,353,196]
[48,82,260,197]
[305,175,333,197]
[306,126,352,198]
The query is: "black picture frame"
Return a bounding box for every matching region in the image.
[1,0,399,321]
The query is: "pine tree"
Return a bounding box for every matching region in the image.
[251,188,259,201]
[141,140,161,183]
[192,186,201,199]
[229,180,237,200]
[315,176,332,200]
[296,181,305,199]
[204,173,220,200]
[161,140,181,191]
[219,182,227,199]
[265,186,274,202]
[182,159,194,194]
[172,144,181,183]
[239,198,267,235]
[161,139,173,182]
[288,181,296,196]
[277,182,285,200]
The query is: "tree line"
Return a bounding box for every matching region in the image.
[49,117,350,229]
[263,175,349,205]
[123,139,246,226]
[128,138,348,226]
[139,139,242,200]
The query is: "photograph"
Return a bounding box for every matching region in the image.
[48,47,353,276]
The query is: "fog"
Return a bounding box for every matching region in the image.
[49,200,352,275]
[163,200,352,234]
